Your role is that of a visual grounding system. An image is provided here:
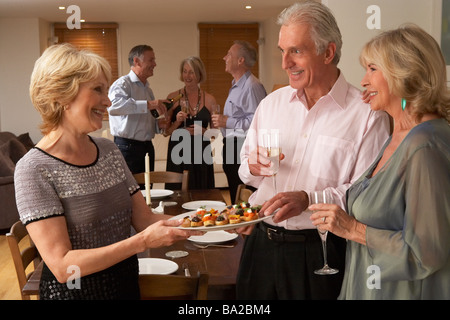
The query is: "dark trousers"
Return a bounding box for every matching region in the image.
[236,222,346,300]
[222,137,245,203]
[114,136,155,175]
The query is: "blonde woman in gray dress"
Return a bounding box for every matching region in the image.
[309,24,450,300]
[15,44,201,299]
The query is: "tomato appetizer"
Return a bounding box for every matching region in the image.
[180,202,262,228]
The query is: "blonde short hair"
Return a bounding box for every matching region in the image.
[29,43,112,135]
[179,56,207,84]
[360,24,450,122]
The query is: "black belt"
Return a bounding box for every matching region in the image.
[258,221,309,243]
[114,136,153,146]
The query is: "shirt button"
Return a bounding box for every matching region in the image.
[303,134,308,138]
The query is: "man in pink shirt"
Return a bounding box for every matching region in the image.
[236,1,390,299]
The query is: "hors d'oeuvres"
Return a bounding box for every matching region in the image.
[202,213,217,226]
[241,208,258,221]
[190,215,203,227]
[181,203,262,228]
[229,215,241,224]
[215,213,229,225]
[181,216,191,228]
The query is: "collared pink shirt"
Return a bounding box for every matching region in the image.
[239,72,390,230]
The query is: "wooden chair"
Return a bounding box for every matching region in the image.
[138,272,209,300]
[6,221,41,300]
[235,184,254,204]
[133,170,189,192]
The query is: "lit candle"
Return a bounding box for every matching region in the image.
[145,153,151,205]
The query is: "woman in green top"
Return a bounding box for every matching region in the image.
[309,24,450,299]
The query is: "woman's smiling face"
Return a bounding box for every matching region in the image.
[182,62,198,86]
[63,72,111,134]
[360,62,398,112]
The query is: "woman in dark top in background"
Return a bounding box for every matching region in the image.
[164,56,218,189]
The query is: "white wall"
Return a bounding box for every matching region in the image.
[325,0,440,89]
[0,18,44,142]
[260,16,289,91]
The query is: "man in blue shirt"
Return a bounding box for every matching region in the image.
[212,41,267,202]
[108,45,166,174]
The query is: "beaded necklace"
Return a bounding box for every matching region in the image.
[183,87,201,118]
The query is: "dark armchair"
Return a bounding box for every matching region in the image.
[0,132,34,230]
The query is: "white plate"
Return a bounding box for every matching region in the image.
[140,189,174,199]
[182,200,226,210]
[138,258,178,275]
[188,230,239,244]
[170,211,272,232]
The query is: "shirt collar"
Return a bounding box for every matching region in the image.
[129,70,147,86]
[328,71,348,109]
[232,70,251,88]
[289,71,349,110]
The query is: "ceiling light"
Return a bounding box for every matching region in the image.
[58,6,65,10]
[245,5,252,9]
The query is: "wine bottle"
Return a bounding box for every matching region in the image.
[150,93,184,118]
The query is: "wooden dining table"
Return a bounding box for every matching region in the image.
[22,188,245,300]
[143,187,244,299]
[148,188,225,215]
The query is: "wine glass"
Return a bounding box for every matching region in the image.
[180,99,189,128]
[212,104,221,115]
[309,190,339,275]
[262,131,281,196]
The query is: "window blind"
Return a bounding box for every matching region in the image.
[54,23,119,81]
[199,23,259,109]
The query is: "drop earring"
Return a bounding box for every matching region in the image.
[401,98,406,111]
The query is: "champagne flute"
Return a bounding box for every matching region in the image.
[180,99,189,128]
[262,132,281,197]
[309,190,339,275]
[212,104,221,115]
[211,104,221,132]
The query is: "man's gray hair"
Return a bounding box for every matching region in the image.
[128,45,153,67]
[234,40,258,68]
[277,1,342,65]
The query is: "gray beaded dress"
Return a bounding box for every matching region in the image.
[14,137,141,299]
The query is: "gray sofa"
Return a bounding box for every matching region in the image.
[0,131,34,230]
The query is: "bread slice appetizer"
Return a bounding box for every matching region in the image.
[202,213,217,227]
[181,216,191,228]
[190,215,203,227]
[215,214,229,225]
[242,208,258,222]
[234,208,243,219]
[229,214,241,224]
